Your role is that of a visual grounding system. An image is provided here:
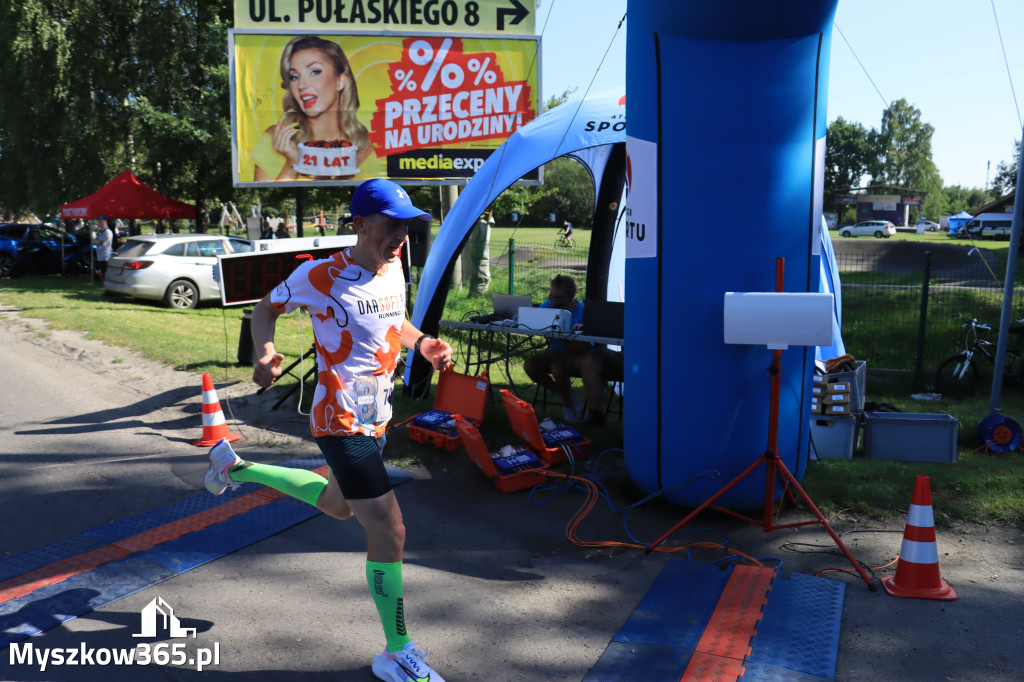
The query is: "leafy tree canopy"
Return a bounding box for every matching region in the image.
[868,98,942,192]
[992,139,1021,198]
[825,117,872,192]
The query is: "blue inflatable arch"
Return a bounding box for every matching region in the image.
[624,0,841,508]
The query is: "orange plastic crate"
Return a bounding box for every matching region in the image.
[407,368,489,450]
[499,389,591,464]
[453,414,549,493]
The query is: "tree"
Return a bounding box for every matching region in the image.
[0,0,234,228]
[479,90,575,226]
[530,157,594,226]
[992,139,1020,198]
[918,187,951,223]
[489,185,557,225]
[825,117,872,224]
[0,0,125,218]
[131,0,234,233]
[868,98,942,193]
[545,88,577,112]
[944,185,991,216]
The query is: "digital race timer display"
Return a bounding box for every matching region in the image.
[218,246,345,306]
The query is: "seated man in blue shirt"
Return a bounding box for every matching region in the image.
[523,274,590,422]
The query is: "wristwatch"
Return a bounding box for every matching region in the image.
[414,333,435,356]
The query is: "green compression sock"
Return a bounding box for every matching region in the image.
[229,461,327,507]
[366,560,411,653]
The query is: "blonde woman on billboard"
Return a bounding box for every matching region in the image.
[252,36,374,181]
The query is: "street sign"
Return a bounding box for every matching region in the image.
[234,0,535,35]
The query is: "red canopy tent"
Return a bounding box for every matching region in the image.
[60,170,196,220]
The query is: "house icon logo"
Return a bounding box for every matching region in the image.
[133,597,197,638]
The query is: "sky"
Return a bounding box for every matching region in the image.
[538,0,1024,191]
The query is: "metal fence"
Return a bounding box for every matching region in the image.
[458,237,1024,383]
[490,238,591,301]
[834,241,1023,380]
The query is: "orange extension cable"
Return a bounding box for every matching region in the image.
[538,470,766,567]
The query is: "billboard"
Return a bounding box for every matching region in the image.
[230,31,540,186]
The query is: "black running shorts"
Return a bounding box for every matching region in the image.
[315,434,392,500]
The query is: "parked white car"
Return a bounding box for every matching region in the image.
[838,220,896,238]
[104,234,254,308]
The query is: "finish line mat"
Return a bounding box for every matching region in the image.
[584,560,845,681]
[0,456,415,648]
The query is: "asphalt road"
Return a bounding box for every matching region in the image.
[2,303,1023,681]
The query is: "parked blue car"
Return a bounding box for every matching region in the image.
[0,223,91,278]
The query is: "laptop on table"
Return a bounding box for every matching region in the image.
[492,294,533,320]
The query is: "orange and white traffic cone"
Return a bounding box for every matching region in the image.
[882,475,957,600]
[193,373,241,447]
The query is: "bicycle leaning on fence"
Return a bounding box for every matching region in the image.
[934,318,1024,398]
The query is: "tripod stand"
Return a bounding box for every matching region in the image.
[256,345,318,410]
[645,259,874,589]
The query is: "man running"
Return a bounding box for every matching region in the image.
[204,178,452,682]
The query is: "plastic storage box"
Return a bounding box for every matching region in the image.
[453,414,550,493]
[862,412,959,462]
[827,360,866,413]
[810,416,859,460]
[499,389,591,464]
[408,369,489,450]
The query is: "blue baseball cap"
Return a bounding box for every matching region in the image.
[97,216,108,221]
[350,179,429,222]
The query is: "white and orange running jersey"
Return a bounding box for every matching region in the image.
[270,248,405,438]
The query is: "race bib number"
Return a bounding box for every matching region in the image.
[352,375,394,425]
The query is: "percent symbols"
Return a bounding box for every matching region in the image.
[400,38,498,91]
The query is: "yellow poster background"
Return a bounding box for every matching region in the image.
[232,32,539,186]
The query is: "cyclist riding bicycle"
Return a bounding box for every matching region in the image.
[561,220,575,247]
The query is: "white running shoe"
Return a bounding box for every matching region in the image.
[204,438,242,495]
[372,641,446,682]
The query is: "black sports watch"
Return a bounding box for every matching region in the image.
[414,333,435,356]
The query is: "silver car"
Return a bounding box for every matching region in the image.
[104,234,253,308]
[837,220,896,238]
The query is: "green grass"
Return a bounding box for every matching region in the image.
[5,246,1024,529]
[440,223,593,251]
[801,372,1024,528]
[803,455,1024,527]
[0,275,307,384]
[0,267,621,469]
[424,224,593,303]
[839,286,1013,374]
[835,228,1018,374]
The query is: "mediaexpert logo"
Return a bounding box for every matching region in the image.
[9,596,220,672]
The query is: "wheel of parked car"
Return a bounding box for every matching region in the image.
[839,230,851,238]
[874,230,884,238]
[164,279,199,309]
[0,253,16,278]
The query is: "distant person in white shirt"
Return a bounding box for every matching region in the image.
[91,216,113,282]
